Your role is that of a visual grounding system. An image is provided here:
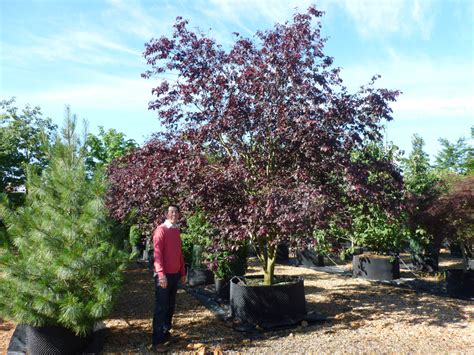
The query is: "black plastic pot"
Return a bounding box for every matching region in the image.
[446,269,474,300]
[230,275,306,328]
[275,244,289,264]
[296,249,324,267]
[187,268,214,287]
[352,254,400,281]
[214,278,230,300]
[26,325,89,355]
[449,243,463,257]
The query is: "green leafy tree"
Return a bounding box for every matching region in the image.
[85,126,139,254]
[435,137,473,174]
[0,113,126,336]
[85,126,137,173]
[181,211,214,268]
[403,134,443,271]
[0,98,57,193]
[347,204,407,254]
[319,143,406,256]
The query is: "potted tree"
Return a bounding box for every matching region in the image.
[403,135,444,272]
[182,211,214,286]
[427,175,473,299]
[107,6,402,327]
[0,116,126,353]
[207,245,247,299]
[348,204,407,281]
[316,144,407,281]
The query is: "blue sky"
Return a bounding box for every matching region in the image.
[1,0,473,160]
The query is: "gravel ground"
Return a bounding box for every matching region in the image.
[1,255,472,354]
[100,259,473,354]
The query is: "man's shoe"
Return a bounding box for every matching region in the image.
[164,331,180,344]
[150,343,168,353]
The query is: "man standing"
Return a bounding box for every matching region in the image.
[151,204,186,351]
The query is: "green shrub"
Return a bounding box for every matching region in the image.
[182,211,213,268]
[180,232,194,265]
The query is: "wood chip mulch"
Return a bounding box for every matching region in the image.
[1,257,473,354]
[0,318,15,353]
[100,260,473,354]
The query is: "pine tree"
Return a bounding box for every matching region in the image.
[0,112,126,336]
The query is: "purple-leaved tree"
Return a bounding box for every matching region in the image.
[107,6,402,285]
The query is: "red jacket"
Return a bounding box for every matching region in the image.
[153,223,185,278]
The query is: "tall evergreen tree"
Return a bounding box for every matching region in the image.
[0,112,126,336]
[435,137,473,174]
[403,134,442,271]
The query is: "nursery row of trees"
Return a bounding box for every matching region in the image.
[2,98,471,275]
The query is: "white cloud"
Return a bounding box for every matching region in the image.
[393,95,473,118]
[339,51,473,122]
[192,0,436,40]
[104,0,174,40]
[1,29,141,69]
[25,75,156,111]
[207,0,312,24]
[337,0,435,39]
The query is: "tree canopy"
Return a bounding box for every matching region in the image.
[0,98,57,193]
[108,6,402,284]
[435,136,473,174]
[85,126,137,173]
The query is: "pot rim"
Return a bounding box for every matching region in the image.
[230,275,304,288]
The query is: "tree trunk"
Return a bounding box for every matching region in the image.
[263,244,276,285]
[461,242,473,271]
[253,238,276,285]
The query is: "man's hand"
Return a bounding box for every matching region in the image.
[159,275,168,288]
[180,275,186,285]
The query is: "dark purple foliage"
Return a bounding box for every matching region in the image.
[107,6,402,283]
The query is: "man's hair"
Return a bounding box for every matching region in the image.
[166,204,180,213]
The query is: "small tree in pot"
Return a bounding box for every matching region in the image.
[207,244,248,299]
[332,144,406,253]
[426,174,474,298]
[403,135,444,272]
[0,115,126,352]
[181,211,214,286]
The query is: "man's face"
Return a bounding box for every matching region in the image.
[167,207,180,224]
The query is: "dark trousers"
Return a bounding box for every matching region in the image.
[152,273,180,345]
